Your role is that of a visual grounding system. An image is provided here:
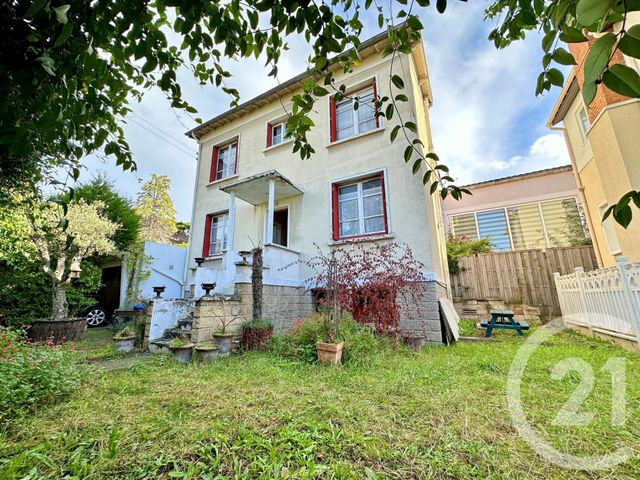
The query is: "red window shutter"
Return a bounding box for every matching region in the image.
[380,171,388,233]
[209,146,219,183]
[331,183,340,240]
[266,124,273,147]
[329,96,337,142]
[202,214,213,257]
[372,78,379,128]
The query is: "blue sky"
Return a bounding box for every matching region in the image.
[79,3,569,220]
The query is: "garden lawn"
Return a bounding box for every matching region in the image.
[1,324,639,479]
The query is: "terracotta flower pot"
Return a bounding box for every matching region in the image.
[316,341,344,364]
[213,333,234,357]
[114,335,136,353]
[170,344,194,364]
[194,345,219,363]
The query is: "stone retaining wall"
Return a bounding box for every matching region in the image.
[398,281,447,344]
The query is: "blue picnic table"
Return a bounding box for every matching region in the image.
[480,309,529,337]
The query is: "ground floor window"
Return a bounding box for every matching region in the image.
[332,173,388,240]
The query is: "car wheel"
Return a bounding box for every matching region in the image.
[85,305,108,327]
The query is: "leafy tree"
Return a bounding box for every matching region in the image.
[1,1,638,224]
[72,175,140,251]
[446,235,493,275]
[136,174,177,244]
[30,200,119,321]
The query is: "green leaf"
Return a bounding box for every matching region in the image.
[425,152,439,162]
[54,23,73,48]
[584,32,616,82]
[430,181,439,194]
[576,0,615,27]
[613,203,633,228]
[559,27,588,43]
[385,104,394,120]
[407,16,423,31]
[542,30,556,52]
[602,64,640,97]
[619,26,640,58]
[390,125,400,142]
[436,0,447,14]
[422,170,432,184]
[412,159,422,174]
[391,75,404,89]
[395,94,408,102]
[24,0,49,18]
[552,48,576,66]
[404,146,413,163]
[546,68,564,87]
[404,121,417,133]
[53,5,70,24]
[582,79,597,105]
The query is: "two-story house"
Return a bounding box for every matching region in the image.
[181,30,449,340]
[547,15,640,267]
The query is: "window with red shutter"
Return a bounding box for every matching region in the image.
[210,141,237,182]
[330,80,378,142]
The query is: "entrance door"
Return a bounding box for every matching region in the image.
[272,208,289,247]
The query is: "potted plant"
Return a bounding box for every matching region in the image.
[241,319,274,351]
[315,308,344,364]
[194,342,219,362]
[169,336,194,364]
[26,200,119,342]
[213,328,234,357]
[113,326,136,353]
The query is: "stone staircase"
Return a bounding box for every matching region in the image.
[148,315,193,353]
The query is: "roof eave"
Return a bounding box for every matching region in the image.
[546,68,579,128]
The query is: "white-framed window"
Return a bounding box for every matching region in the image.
[449,197,587,251]
[332,84,377,141]
[270,121,288,146]
[213,142,237,181]
[334,175,387,239]
[599,203,622,255]
[205,212,229,256]
[576,106,590,141]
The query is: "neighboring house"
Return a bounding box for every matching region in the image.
[442,166,590,252]
[547,21,640,267]
[181,30,450,338]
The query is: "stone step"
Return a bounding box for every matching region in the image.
[163,328,193,339]
[148,338,172,354]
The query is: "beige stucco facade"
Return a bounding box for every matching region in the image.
[548,17,640,267]
[181,32,448,299]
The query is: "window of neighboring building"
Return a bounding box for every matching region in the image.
[476,209,511,251]
[576,106,590,141]
[266,120,289,147]
[203,212,229,257]
[450,213,478,240]
[448,196,587,252]
[541,198,584,247]
[599,203,622,255]
[210,141,237,182]
[507,203,546,250]
[332,173,387,239]
[330,82,378,142]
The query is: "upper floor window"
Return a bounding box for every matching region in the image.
[332,173,387,240]
[210,141,237,182]
[577,106,590,141]
[330,81,378,142]
[267,121,289,147]
[203,212,229,257]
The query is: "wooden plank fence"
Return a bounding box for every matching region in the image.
[450,246,598,316]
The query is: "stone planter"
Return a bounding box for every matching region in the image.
[213,333,234,357]
[316,341,344,364]
[403,335,428,350]
[194,345,219,363]
[114,335,136,353]
[170,344,194,364]
[241,326,273,351]
[28,318,86,343]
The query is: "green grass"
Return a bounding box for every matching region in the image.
[1,326,639,479]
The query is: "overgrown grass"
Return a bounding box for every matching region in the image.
[1,327,639,479]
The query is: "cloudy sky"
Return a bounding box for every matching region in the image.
[80,3,569,221]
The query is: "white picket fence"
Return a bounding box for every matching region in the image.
[554,256,640,344]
